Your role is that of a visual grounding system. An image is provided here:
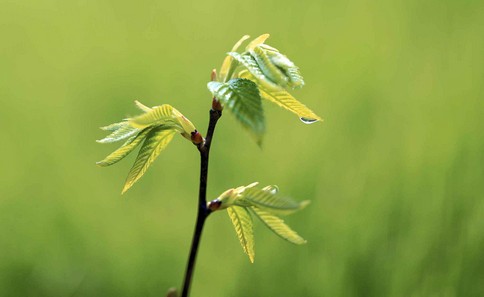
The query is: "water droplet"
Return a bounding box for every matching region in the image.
[300,117,318,124]
[263,185,279,194]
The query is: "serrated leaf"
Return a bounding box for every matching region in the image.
[129,104,179,129]
[220,35,250,82]
[96,127,153,167]
[97,122,140,143]
[249,46,288,87]
[240,187,310,215]
[227,206,255,263]
[122,126,176,194]
[239,70,321,122]
[100,121,126,131]
[250,206,306,245]
[228,52,279,90]
[207,78,265,145]
[262,47,305,89]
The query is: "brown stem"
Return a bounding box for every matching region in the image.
[181,109,222,297]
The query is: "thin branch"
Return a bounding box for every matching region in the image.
[181,108,222,297]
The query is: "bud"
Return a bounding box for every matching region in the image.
[212,97,223,111]
[207,199,222,211]
[190,130,204,145]
[211,68,217,81]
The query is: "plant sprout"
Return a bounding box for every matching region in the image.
[97,34,321,297]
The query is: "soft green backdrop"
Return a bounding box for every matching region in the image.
[1,0,483,296]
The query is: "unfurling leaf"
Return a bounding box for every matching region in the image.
[249,45,289,88]
[208,78,265,145]
[228,206,255,263]
[228,52,279,90]
[122,127,176,194]
[250,206,306,244]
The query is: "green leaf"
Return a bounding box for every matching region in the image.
[249,46,288,87]
[96,127,154,167]
[240,187,310,215]
[250,206,307,245]
[122,126,176,194]
[261,45,305,89]
[228,52,279,90]
[227,206,255,263]
[239,70,321,122]
[207,78,265,145]
[97,122,140,144]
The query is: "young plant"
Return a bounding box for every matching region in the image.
[97,34,321,297]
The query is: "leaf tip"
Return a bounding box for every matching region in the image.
[95,161,106,167]
[300,200,311,209]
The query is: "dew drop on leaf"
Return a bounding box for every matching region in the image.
[300,117,318,124]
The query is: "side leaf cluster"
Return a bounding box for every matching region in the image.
[208,182,309,263]
[97,101,201,193]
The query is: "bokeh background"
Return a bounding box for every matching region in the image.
[1,0,483,296]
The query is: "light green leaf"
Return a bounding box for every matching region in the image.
[122,126,176,194]
[134,100,152,112]
[261,46,305,89]
[129,104,179,129]
[239,70,321,122]
[96,127,154,167]
[219,35,250,82]
[228,52,279,90]
[100,121,126,131]
[249,46,288,87]
[207,78,265,145]
[250,206,307,245]
[227,206,255,263]
[245,33,270,51]
[97,122,140,144]
[240,187,310,215]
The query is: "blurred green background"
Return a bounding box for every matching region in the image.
[1,0,483,296]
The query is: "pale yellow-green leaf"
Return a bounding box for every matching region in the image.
[246,33,270,51]
[129,104,179,129]
[97,122,140,143]
[219,35,250,82]
[251,206,307,245]
[250,46,288,87]
[227,206,255,263]
[122,127,176,194]
[134,100,152,112]
[241,187,310,215]
[171,108,197,136]
[239,70,321,122]
[96,127,153,167]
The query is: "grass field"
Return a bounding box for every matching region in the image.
[1,0,483,296]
